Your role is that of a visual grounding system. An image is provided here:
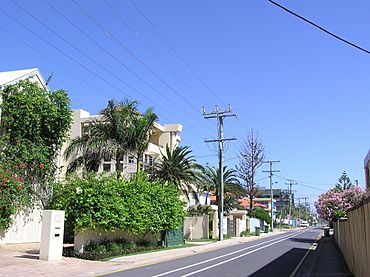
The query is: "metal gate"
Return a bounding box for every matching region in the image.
[227,218,236,237]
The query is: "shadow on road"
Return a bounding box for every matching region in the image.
[250,248,307,277]
[289,237,316,244]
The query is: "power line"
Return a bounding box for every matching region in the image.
[42,0,208,137]
[268,0,370,56]
[129,0,225,106]
[39,0,210,140]
[0,4,207,147]
[104,0,209,105]
[129,0,254,140]
[274,175,327,192]
[72,0,202,115]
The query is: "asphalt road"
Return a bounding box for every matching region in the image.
[102,228,321,277]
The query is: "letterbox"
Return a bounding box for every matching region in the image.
[39,210,65,261]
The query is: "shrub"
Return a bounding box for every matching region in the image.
[249,207,271,225]
[49,173,185,234]
[63,239,164,260]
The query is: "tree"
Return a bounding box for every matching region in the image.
[236,130,265,209]
[153,145,201,201]
[315,185,365,223]
[64,99,157,177]
[205,166,245,206]
[334,171,352,192]
[0,79,72,228]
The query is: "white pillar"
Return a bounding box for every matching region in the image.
[39,210,65,261]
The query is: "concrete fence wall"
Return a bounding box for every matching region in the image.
[0,207,42,245]
[184,215,209,240]
[334,197,370,277]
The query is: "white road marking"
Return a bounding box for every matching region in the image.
[153,230,304,277]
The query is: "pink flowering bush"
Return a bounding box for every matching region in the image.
[315,185,365,222]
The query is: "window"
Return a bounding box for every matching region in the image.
[103,163,111,172]
[128,155,134,164]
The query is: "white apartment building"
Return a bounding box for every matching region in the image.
[57,108,183,180]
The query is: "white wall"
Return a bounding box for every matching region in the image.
[0,208,42,244]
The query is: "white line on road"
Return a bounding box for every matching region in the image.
[180,231,304,277]
[153,230,304,277]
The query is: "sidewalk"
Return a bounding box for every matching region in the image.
[0,230,287,277]
[295,234,353,277]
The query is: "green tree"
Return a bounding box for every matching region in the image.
[0,79,72,228]
[64,99,157,177]
[153,145,201,201]
[334,171,352,192]
[205,166,245,206]
[236,130,265,209]
[249,207,272,225]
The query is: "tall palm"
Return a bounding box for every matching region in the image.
[129,107,158,173]
[153,145,201,201]
[64,99,157,177]
[205,166,245,206]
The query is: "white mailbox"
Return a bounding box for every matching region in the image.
[39,210,65,261]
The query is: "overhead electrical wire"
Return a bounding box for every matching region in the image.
[1,3,208,145]
[71,0,203,115]
[128,0,254,147]
[268,0,370,56]
[103,0,209,105]
[40,0,209,138]
[34,0,210,140]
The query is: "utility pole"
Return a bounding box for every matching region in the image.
[296,197,304,225]
[262,160,280,232]
[302,197,309,222]
[286,180,297,226]
[203,105,236,242]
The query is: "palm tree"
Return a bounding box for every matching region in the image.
[64,99,157,177]
[153,145,202,201]
[129,107,158,173]
[205,166,245,206]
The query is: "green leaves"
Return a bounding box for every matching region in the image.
[49,173,185,234]
[0,79,72,229]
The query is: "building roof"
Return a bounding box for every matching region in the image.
[238,198,267,209]
[0,68,46,89]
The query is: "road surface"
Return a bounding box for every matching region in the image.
[102,228,321,277]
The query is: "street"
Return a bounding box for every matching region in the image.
[102,228,321,277]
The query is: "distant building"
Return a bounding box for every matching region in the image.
[258,187,293,214]
[253,197,277,219]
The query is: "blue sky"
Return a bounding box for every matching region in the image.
[1,0,370,207]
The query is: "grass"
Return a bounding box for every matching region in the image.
[185,239,217,243]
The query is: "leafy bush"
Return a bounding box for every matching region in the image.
[240,230,250,237]
[249,207,271,225]
[0,79,72,229]
[49,173,185,234]
[63,238,163,260]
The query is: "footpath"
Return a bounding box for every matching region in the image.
[0,228,353,277]
[295,234,353,277]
